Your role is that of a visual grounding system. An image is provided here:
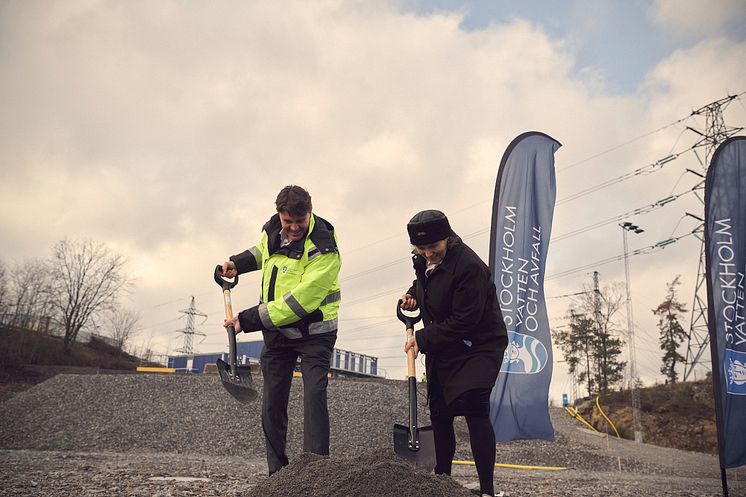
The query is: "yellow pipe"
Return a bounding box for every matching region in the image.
[453,460,567,471]
[136,367,176,373]
[564,406,598,432]
[293,371,333,378]
[595,395,621,439]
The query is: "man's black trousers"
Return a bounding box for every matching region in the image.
[260,331,336,474]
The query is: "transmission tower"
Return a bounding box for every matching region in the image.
[683,93,744,381]
[175,296,207,355]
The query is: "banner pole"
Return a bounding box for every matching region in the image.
[720,467,729,497]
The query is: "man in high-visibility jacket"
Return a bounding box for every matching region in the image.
[221,185,341,475]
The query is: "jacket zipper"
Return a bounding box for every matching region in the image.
[267,265,279,302]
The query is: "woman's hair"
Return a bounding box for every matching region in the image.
[275,185,312,216]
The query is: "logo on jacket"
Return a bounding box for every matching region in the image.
[500,330,548,374]
[725,349,746,395]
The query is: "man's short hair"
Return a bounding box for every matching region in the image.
[275,185,312,216]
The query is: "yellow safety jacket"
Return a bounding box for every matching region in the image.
[232,213,341,339]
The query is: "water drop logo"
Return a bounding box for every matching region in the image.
[500,330,548,374]
[725,349,746,395]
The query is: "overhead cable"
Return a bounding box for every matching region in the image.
[556,149,687,206]
[546,229,699,281]
[552,186,696,243]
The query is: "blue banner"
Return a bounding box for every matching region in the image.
[489,131,559,441]
[705,136,746,469]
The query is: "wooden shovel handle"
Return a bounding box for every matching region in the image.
[223,289,234,320]
[406,326,417,378]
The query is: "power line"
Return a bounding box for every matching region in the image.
[335,152,698,292]
[335,107,711,288]
[546,229,699,281]
[556,150,687,206]
[341,256,410,282]
[558,115,695,173]
[552,186,696,243]
[547,290,591,300]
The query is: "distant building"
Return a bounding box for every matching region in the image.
[167,340,379,378]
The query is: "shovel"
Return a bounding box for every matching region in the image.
[214,265,258,403]
[393,299,435,471]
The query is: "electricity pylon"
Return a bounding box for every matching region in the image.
[175,296,207,355]
[683,94,743,381]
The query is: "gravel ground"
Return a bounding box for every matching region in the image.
[0,372,744,496]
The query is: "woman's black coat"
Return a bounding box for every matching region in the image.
[408,238,508,405]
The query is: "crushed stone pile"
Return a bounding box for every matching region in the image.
[248,449,475,497]
[0,373,421,460]
[0,372,726,478]
[1,371,743,496]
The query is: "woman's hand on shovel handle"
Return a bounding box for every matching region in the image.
[221,261,237,279]
[224,316,241,334]
[400,294,417,311]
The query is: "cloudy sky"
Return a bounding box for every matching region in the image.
[1,0,745,403]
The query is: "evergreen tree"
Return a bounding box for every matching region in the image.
[554,279,627,398]
[587,282,626,396]
[653,275,688,383]
[554,310,598,397]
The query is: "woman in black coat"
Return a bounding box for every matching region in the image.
[401,209,508,497]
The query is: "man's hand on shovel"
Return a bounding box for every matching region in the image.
[224,316,241,334]
[221,261,238,279]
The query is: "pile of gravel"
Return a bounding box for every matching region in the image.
[0,373,418,460]
[248,449,474,497]
[0,372,720,475]
[1,371,743,497]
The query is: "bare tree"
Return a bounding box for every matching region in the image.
[134,329,156,363]
[108,307,141,355]
[0,260,9,325]
[7,259,55,332]
[49,239,130,352]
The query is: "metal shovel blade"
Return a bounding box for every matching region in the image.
[393,423,435,470]
[216,358,258,403]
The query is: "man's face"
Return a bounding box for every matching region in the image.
[415,239,448,265]
[279,211,311,242]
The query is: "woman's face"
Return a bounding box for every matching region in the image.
[415,239,448,265]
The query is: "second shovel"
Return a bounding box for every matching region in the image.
[393,300,435,471]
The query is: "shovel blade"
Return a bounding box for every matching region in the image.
[393,423,436,471]
[216,359,258,403]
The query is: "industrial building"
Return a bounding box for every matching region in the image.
[167,340,379,378]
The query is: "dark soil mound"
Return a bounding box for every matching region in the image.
[248,448,474,497]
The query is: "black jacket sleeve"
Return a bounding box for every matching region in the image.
[237,305,263,333]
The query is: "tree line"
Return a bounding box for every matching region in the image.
[0,239,142,356]
[553,273,689,399]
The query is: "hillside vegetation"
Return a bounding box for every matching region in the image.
[0,324,157,400]
[574,380,717,454]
